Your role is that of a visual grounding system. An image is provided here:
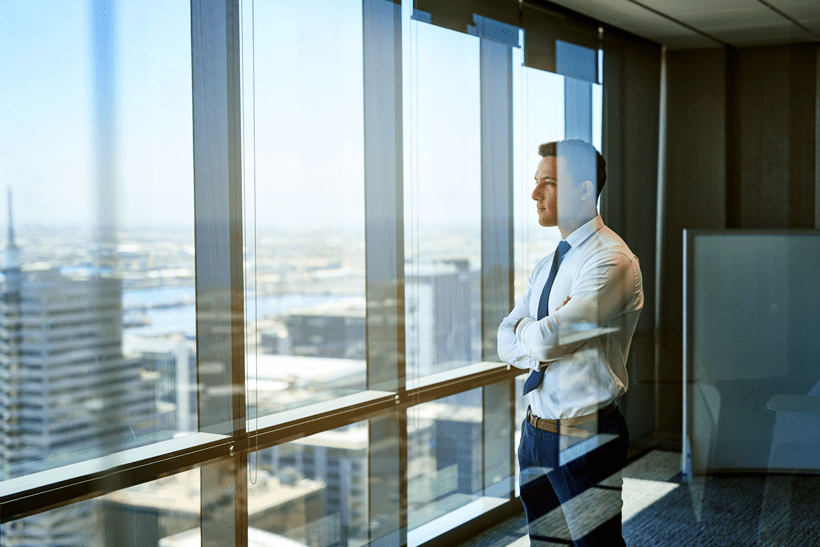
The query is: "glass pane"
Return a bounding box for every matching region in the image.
[509,38,604,499]
[407,389,483,545]
[0,0,195,481]
[685,233,820,475]
[512,61,564,303]
[512,52,604,302]
[243,0,366,418]
[404,14,482,379]
[0,468,202,546]
[251,422,369,546]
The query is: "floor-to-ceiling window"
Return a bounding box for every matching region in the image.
[1,1,199,544]
[1,1,608,546]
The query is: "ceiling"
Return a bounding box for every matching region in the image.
[545,0,820,49]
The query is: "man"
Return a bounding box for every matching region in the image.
[498,140,643,546]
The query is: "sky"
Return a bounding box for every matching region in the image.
[1,0,194,230]
[0,0,600,233]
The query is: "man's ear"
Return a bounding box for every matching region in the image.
[580,180,594,201]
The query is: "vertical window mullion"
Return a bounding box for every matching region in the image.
[363,0,406,545]
[479,21,516,503]
[191,0,246,545]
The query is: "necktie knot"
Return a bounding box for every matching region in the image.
[556,240,571,262]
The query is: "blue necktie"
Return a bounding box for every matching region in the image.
[522,240,571,395]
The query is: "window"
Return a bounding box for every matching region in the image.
[1,2,608,547]
[408,389,483,545]
[404,12,483,379]
[242,0,367,418]
[0,0,195,498]
[252,422,369,546]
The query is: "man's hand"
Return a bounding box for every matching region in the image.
[556,295,571,311]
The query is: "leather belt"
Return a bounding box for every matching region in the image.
[526,401,617,438]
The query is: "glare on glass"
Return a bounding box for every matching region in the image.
[0,0,196,484]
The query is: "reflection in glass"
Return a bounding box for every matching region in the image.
[253,423,369,547]
[513,56,564,303]
[512,49,603,303]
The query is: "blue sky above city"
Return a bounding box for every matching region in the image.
[1,0,599,232]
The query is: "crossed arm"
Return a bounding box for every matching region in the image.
[497,252,636,371]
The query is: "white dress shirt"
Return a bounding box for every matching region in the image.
[498,215,643,419]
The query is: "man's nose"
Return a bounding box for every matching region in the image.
[532,185,541,201]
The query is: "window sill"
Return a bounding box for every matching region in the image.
[2,364,524,525]
[409,495,512,547]
[1,431,226,523]
[406,361,524,403]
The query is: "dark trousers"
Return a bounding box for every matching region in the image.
[517,406,629,547]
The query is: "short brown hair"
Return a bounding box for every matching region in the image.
[538,140,607,197]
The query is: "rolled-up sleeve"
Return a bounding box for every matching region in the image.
[515,251,638,363]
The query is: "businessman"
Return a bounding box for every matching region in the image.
[498,140,643,546]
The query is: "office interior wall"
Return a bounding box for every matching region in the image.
[660,43,819,441]
[726,44,818,230]
[657,47,728,444]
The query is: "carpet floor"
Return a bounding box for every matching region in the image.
[459,450,820,547]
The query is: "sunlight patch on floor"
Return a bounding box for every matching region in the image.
[622,477,679,522]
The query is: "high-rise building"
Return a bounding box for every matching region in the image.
[0,196,164,545]
[267,425,369,544]
[0,269,163,477]
[405,261,482,377]
[123,334,198,435]
[406,404,483,532]
[265,409,482,544]
[280,298,366,360]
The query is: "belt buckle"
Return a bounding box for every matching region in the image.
[528,408,541,430]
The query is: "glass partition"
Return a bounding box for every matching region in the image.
[2,1,616,546]
[512,46,603,303]
[683,230,820,476]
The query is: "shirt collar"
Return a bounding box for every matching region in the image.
[563,214,604,249]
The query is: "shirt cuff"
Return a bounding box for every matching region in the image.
[514,317,536,339]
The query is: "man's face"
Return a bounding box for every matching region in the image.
[532,155,585,228]
[532,155,559,227]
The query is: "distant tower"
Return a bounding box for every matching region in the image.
[0,192,163,545]
[5,188,19,271]
[0,188,22,480]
